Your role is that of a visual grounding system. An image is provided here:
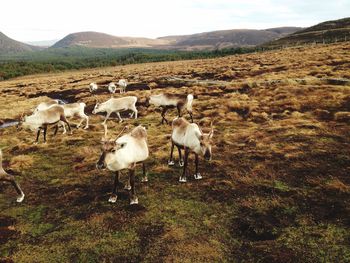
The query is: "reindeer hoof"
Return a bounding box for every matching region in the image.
[124,185,132,191]
[141,176,148,182]
[179,177,187,183]
[84,126,89,130]
[179,160,184,167]
[108,195,118,203]
[130,197,138,205]
[168,160,175,166]
[16,194,25,203]
[194,173,202,180]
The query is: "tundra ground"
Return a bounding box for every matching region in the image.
[0,42,349,262]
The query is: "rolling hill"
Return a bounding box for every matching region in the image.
[0,31,40,54]
[52,31,168,49]
[159,27,302,50]
[52,27,302,50]
[263,17,350,48]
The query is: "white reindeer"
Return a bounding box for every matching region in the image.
[34,100,60,112]
[118,79,128,93]
[92,96,138,124]
[61,103,89,133]
[0,149,25,203]
[89,83,98,93]
[96,125,149,204]
[108,82,117,94]
[149,93,194,124]
[17,105,71,143]
[169,117,213,182]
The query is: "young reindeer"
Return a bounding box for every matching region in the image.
[17,105,71,143]
[89,83,98,93]
[149,93,194,124]
[92,96,138,124]
[169,117,213,182]
[118,79,128,93]
[96,124,149,205]
[0,149,25,203]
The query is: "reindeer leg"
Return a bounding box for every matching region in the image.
[116,112,123,123]
[161,107,168,124]
[61,116,72,134]
[129,168,138,205]
[141,162,148,182]
[53,124,59,136]
[103,112,111,124]
[168,141,175,166]
[35,129,41,144]
[177,145,184,167]
[108,171,119,203]
[124,177,131,190]
[2,174,25,203]
[84,115,89,129]
[194,153,202,180]
[177,105,182,117]
[43,126,47,143]
[179,148,189,183]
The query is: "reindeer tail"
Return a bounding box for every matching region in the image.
[186,94,194,112]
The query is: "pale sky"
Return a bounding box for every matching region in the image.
[1,0,349,42]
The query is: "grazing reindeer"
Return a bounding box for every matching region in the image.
[0,149,25,203]
[92,96,138,124]
[118,79,128,93]
[89,83,98,93]
[34,99,60,112]
[17,105,71,143]
[169,117,213,182]
[34,101,89,133]
[108,82,117,94]
[149,93,194,124]
[96,125,149,204]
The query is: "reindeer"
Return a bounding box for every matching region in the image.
[168,117,213,182]
[108,82,117,94]
[34,99,60,112]
[89,83,98,93]
[149,93,194,124]
[17,105,71,143]
[96,124,149,204]
[34,101,89,133]
[60,103,89,133]
[0,149,25,203]
[92,96,138,124]
[118,79,128,93]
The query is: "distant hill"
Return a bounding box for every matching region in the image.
[263,17,350,48]
[52,27,302,50]
[159,27,302,50]
[0,32,40,54]
[52,31,168,49]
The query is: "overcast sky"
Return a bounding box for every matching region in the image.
[1,0,349,42]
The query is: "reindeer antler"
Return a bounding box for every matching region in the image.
[116,125,129,138]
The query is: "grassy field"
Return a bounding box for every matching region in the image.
[0,42,349,262]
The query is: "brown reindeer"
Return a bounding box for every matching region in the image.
[149,93,194,124]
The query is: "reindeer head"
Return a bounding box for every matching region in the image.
[96,139,127,170]
[16,113,26,131]
[92,101,101,114]
[96,124,129,170]
[197,122,214,161]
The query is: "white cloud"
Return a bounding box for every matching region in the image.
[0,0,348,41]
